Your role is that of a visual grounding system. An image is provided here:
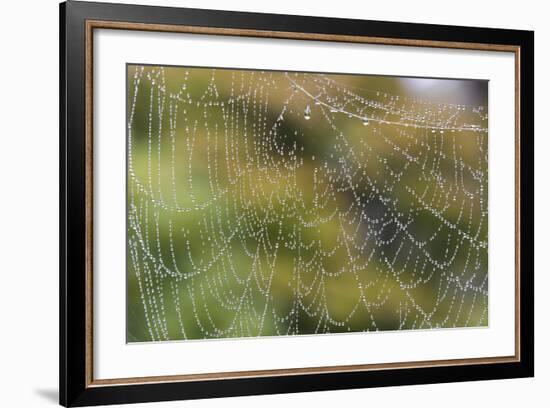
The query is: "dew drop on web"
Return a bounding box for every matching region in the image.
[304,104,311,120]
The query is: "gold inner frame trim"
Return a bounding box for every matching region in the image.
[84,19,521,388]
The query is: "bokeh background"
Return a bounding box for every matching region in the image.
[126,65,488,342]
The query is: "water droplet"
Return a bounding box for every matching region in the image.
[304,105,311,120]
[362,117,369,126]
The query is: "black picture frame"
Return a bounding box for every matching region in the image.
[60,1,534,406]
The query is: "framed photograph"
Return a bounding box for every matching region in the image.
[60,1,534,406]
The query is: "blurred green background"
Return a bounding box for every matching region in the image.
[126,65,488,342]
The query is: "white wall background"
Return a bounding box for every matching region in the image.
[0,0,543,407]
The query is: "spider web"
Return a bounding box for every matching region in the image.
[127,65,488,342]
